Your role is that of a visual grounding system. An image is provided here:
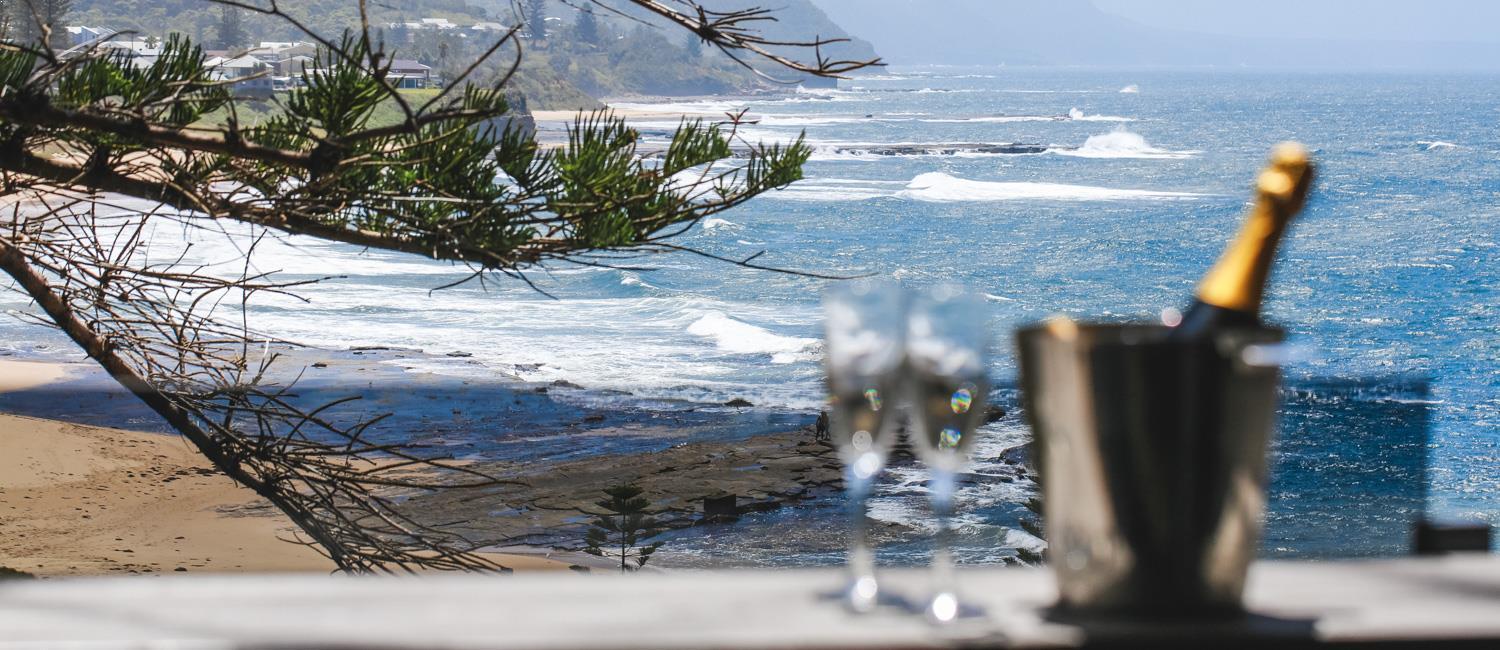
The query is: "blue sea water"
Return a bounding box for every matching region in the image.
[2,67,1496,564]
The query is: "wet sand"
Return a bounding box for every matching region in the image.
[0,359,579,576]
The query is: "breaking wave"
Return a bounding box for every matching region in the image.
[1055,129,1199,160]
[686,311,819,364]
[770,174,1205,202]
[896,172,1207,202]
[1067,107,1134,122]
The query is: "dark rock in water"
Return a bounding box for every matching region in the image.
[889,437,916,462]
[350,346,391,352]
[513,363,544,372]
[998,443,1031,468]
[724,398,754,408]
[984,405,1007,423]
[550,379,584,389]
[663,141,1051,160]
[971,144,1048,155]
[311,362,328,368]
[582,414,606,423]
[446,351,473,358]
[839,142,1048,157]
[703,493,739,522]
[568,565,591,574]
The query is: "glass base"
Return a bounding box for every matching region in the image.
[821,577,915,614]
[926,591,984,624]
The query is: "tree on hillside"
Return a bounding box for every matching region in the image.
[215,5,246,49]
[8,0,72,48]
[572,3,598,45]
[0,0,878,573]
[522,0,546,39]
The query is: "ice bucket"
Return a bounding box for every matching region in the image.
[1016,321,1284,617]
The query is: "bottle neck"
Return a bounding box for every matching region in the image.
[1194,194,1291,315]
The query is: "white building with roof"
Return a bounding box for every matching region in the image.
[64,26,115,48]
[387,59,433,89]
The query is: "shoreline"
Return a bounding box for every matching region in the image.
[0,349,834,575]
[0,358,604,576]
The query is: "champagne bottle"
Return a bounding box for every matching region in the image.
[1169,142,1314,339]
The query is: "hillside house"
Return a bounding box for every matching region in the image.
[388,59,433,89]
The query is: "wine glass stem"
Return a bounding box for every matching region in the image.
[846,472,877,610]
[929,468,959,619]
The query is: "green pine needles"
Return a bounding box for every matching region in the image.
[0,28,816,284]
[0,0,876,572]
[583,484,664,573]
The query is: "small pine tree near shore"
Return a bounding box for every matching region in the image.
[583,484,663,572]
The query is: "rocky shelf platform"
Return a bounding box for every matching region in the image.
[636,140,1050,158]
[402,423,847,550]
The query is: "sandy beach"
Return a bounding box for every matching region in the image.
[0,359,572,576]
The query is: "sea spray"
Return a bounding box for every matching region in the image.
[1057,128,1199,159]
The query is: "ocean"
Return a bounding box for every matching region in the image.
[2,67,1496,566]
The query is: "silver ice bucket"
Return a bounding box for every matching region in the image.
[1016,321,1284,617]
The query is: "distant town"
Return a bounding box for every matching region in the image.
[58,17,520,97]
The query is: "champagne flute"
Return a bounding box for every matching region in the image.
[904,286,990,623]
[823,281,906,613]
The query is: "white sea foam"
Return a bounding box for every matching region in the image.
[770,173,1205,203]
[806,145,888,162]
[896,172,1207,202]
[921,115,1064,124]
[686,311,819,364]
[1067,107,1135,122]
[1003,528,1047,553]
[1055,129,1199,160]
[701,218,739,230]
[768,179,898,200]
[619,273,653,289]
[789,85,864,102]
[1420,140,1459,150]
[1119,84,1140,94]
[755,114,869,127]
[794,84,840,97]
[609,99,746,115]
